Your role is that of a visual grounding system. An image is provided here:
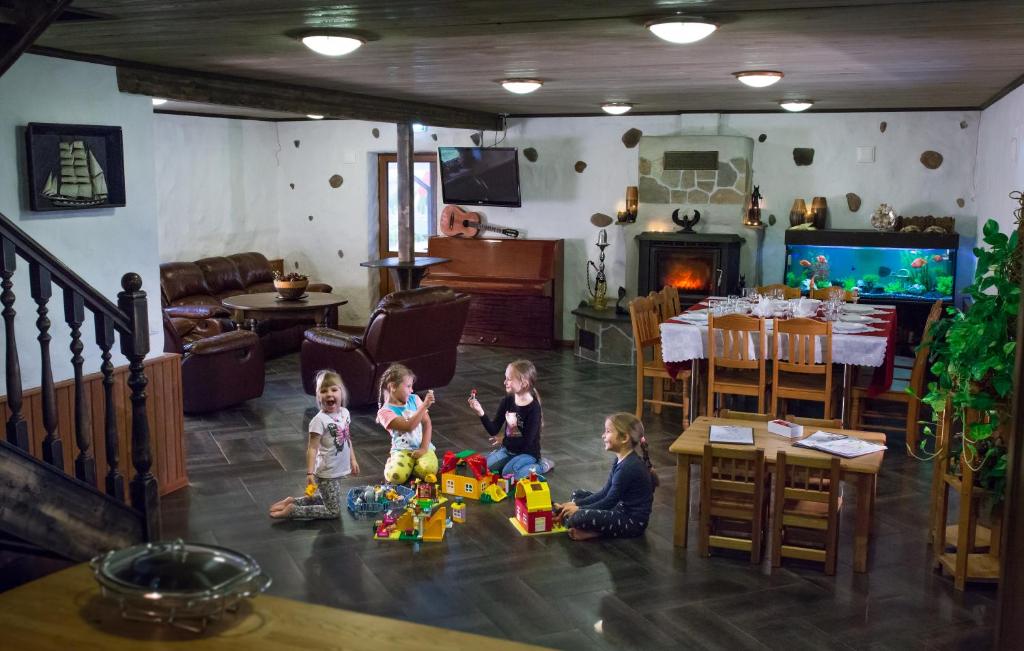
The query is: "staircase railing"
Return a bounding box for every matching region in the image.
[0,209,158,540]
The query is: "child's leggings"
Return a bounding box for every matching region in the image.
[564,489,648,539]
[384,449,439,484]
[290,476,343,519]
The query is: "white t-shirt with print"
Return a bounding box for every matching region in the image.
[376,394,436,453]
[309,408,352,479]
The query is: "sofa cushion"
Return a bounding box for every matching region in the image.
[229,252,274,288]
[196,256,245,294]
[160,262,211,305]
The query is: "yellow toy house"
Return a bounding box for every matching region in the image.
[440,450,507,502]
[514,474,554,534]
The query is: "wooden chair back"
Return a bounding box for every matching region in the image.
[661,285,682,320]
[708,314,768,415]
[771,450,842,574]
[810,287,857,302]
[629,296,662,363]
[757,284,801,300]
[785,414,844,429]
[629,295,690,427]
[719,410,771,422]
[774,317,831,375]
[910,300,945,395]
[699,444,767,563]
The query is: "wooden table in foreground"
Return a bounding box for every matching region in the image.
[669,416,887,573]
[222,292,348,329]
[0,564,543,650]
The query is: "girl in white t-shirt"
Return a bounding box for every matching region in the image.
[270,369,359,519]
[375,363,438,484]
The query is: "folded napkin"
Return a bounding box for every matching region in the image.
[751,298,775,318]
[793,297,821,317]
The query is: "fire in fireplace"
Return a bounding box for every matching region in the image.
[660,255,714,292]
[636,232,743,306]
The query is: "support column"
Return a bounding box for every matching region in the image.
[396,122,414,263]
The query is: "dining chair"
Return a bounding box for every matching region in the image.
[784,414,844,429]
[809,286,857,302]
[771,450,843,574]
[661,284,682,320]
[719,409,771,422]
[699,444,768,563]
[757,284,801,299]
[707,314,769,416]
[629,296,690,427]
[647,290,668,322]
[850,299,943,452]
[772,317,838,418]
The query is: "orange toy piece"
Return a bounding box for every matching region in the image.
[305,482,317,498]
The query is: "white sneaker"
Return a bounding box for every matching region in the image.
[539,457,555,473]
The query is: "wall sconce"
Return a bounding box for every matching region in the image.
[617,186,639,223]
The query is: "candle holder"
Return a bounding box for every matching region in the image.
[587,229,611,309]
[616,186,639,223]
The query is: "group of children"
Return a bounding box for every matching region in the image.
[269,360,657,541]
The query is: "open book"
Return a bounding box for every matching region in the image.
[794,431,887,458]
[709,425,754,445]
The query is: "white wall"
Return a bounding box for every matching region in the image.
[975,85,1024,237]
[0,54,161,393]
[156,110,981,340]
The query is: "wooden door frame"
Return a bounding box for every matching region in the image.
[375,152,438,297]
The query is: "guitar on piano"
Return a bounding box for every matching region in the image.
[440,204,519,238]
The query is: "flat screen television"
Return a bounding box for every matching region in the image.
[438,146,521,207]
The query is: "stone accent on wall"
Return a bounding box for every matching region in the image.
[637,152,749,206]
[371,128,380,138]
[622,128,643,148]
[880,121,887,133]
[920,150,943,169]
[956,197,966,208]
[793,148,815,166]
[590,212,613,227]
[846,192,862,211]
[574,161,588,173]
[523,147,539,162]
[329,174,343,188]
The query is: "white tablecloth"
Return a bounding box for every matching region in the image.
[660,311,892,367]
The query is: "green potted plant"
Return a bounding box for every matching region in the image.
[919,216,1020,500]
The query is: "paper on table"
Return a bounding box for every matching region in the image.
[709,425,755,445]
[794,430,887,458]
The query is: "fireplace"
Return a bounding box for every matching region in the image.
[636,232,744,306]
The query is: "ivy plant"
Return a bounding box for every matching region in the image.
[919,218,1019,500]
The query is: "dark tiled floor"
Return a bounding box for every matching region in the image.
[161,347,996,650]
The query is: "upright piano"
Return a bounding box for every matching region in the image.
[422,237,564,349]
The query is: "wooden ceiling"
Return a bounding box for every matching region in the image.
[31,0,1024,122]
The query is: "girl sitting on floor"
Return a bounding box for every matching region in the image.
[269,369,359,519]
[553,413,657,540]
[376,363,438,484]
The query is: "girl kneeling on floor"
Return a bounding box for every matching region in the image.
[376,363,439,484]
[554,413,657,541]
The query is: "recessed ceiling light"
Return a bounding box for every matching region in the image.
[306,114,324,120]
[779,100,814,112]
[646,17,717,44]
[301,33,363,56]
[601,103,633,115]
[734,71,784,88]
[500,78,543,94]
[151,98,167,106]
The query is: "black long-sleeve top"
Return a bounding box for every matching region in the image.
[479,394,542,460]
[575,453,654,521]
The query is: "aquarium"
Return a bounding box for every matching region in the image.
[783,230,959,302]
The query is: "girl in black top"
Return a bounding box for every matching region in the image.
[468,359,545,481]
[554,413,658,541]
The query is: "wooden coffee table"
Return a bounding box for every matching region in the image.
[222,292,347,330]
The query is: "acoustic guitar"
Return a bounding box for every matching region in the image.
[440,204,519,238]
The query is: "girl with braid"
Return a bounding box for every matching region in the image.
[376,363,438,484]
[553,413,657,541]
[270,369,359,519]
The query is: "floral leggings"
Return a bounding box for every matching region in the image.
[563,489,648,539]
[290,476,343,519]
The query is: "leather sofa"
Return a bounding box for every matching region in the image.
[300,286,471,407]
[160,252,334,358]
[163,313,265,414]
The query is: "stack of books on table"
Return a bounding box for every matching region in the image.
[794,431,887,458]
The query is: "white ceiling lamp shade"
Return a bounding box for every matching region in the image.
[601,102,633,115]
[734,71,784,88]
[500,78,544,94]
[301,33,364,57]
[779,99,814,112]
[645,17,718,44]
[306,114,324,119]
[151,98,168,106]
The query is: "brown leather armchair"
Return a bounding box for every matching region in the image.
[163,314,265,414]
[300,287,471,406]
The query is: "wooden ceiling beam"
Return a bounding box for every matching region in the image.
[115,63,500,131]
[0,0,71,79]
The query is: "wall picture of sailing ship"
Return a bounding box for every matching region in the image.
[25,123,126,212]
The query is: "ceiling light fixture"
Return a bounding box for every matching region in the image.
[779,100,814,112]
[601,103,633,115]
[645,17,717,44]
[300,33,364,57]
[306,114,324,120]
[500,78,543,94]
[733,71,784,88]
[151,98,167,106]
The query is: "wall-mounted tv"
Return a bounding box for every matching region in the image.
[438,147,521,207]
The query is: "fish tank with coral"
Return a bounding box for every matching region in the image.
[783,230,959,302]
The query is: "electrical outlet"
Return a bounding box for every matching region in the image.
[856,146,875,163]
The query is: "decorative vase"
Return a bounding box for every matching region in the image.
[870,203,897,231]
[789,199,807,227]
[811,196,828,229]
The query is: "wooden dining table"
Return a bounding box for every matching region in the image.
[669,416,887,572]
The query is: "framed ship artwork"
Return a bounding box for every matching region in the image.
[24,123,126,212]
